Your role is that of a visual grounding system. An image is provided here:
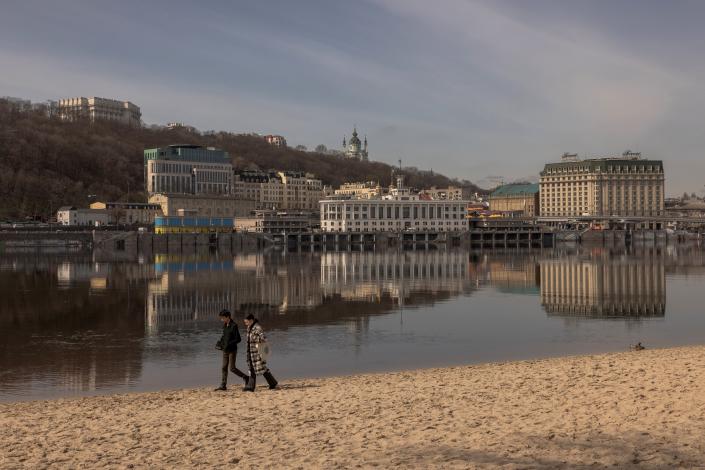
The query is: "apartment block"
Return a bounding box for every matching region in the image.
[233,170,323,211]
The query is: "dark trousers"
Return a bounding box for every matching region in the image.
[221,350,247,386]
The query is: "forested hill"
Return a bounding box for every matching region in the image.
[0,99,483,220]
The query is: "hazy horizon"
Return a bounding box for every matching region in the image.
[2,0,704,195]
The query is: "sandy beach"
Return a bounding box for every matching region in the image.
[2,346,705,469]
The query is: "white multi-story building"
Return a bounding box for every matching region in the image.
[320,177,469,232]
[57,97,141,126]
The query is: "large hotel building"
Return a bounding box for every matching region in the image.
[320,177,468,232]
[539,152,664,224]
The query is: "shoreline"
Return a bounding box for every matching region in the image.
[3,345,705,468]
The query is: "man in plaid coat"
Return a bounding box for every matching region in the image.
[243,314,278,391]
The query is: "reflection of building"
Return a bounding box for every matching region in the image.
[539,151,664,222]
[145,253,323,332]
[320,250,472,305]
[540,252,666,317]
[489,183,540,217]
[57,96,141,126]
[144,144,233,196]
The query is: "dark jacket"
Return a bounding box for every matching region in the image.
[217,320,241,352]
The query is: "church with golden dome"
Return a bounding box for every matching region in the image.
[342,127,369,161]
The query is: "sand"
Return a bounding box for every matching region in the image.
[2,346,705,469]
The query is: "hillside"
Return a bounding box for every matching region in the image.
[0,99,483,220]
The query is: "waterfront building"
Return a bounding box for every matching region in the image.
[234,210,318,233]
[148,193,255,218]
[263,135,287,147]
[232,170,323,211]
[89,201,162,225]
[56,206,110,227]
[320,177,469,232]
[334,181,383,199]
[342,127,369,161]
[489,183,540,217]
[57,96,141,126]
[144,145,233,196]
[539,151,665,224]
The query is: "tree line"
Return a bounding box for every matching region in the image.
[0,99,484,220]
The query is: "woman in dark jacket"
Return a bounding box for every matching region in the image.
[243,314,278,391]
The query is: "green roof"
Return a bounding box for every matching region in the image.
[490,183,539,197]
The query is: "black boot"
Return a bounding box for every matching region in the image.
[243,374,256,392]
[263,371,278,390]
[234,369,249,384]
[214,384,227,391]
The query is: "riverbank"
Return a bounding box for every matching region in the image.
[2,346,705,469]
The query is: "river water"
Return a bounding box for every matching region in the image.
[1,244,704,402]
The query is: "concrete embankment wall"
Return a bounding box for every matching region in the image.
[93,231,266,254]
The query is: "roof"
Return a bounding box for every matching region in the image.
[490,183,539,197]
[541,158,663,175]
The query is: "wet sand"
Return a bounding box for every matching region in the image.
[2,345,705,469]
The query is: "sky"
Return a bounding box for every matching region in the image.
[1,0,704,195]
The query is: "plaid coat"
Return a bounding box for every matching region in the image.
[246,322,268,375]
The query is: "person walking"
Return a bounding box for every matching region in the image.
[214,309,248,391]
[243,314,278,391]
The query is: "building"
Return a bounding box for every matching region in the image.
[263,135,287,147]
[320,177,469,232]
[234,210,317,234]
[539,151,665,223]
[419,186,472,201]
[57,97,141,126]
[148,193,254,218]
[154,215,233,234]
[489,183,540,217]
[342,127,369,161]
[166,122,198,133]
[232,170,323,211]
[56,207,110,226]
[144,145,233,196]
[89,202,162,225]
[334,181,383,199]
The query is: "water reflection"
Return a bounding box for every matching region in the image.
[1,244,705,401]
[540,249,666,317]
